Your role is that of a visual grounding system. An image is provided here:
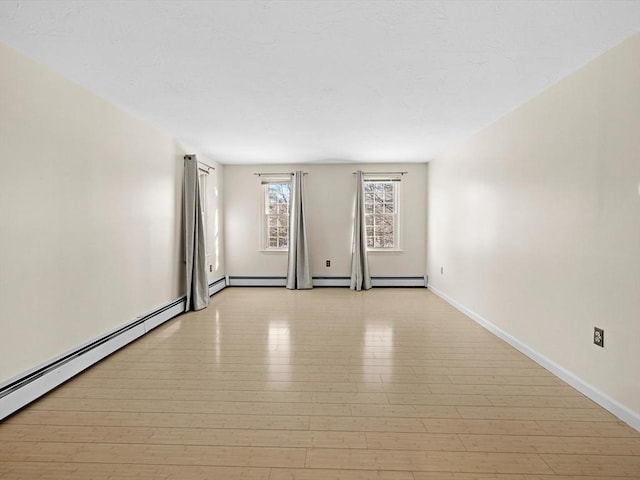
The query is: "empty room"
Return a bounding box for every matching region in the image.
[0,1,639,479]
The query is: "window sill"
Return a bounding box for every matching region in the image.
[367,249,404,254]
[260,249,288,254]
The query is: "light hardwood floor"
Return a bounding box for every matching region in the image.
[1,287,638,479]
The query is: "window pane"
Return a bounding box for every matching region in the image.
[371,214,383,225]
[277,183,291,203]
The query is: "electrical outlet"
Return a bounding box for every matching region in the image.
[326,260,331,267]
[209,265,212,272]
[594,327,604,348]
[440,267,444,274]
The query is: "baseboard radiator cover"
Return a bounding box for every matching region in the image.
[427,283,640,432]
[227,276,288,287]
[208,276,227,296]
[228,276,426,288]
[313,277,351,287]
[0,277,227,421]
[371,276,426,287]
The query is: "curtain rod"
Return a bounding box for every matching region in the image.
[253,172,308,176]
[352,171,407,175]
[198,162,215,171]
[184,154,215,171]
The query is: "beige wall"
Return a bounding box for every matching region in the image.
[224,163,427,278]
[0,42,224,383]
[428,34,640,416]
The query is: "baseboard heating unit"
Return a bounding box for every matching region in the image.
[228,276,427,288]
[0,277,227,421]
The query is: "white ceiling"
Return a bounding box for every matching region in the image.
[0,1,638,164]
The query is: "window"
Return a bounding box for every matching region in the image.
[262,179,291,250]
[364,177,400,250]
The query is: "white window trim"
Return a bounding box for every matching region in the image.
[260,176,292,252]
[198,169,209,257]
[364,175,402,252]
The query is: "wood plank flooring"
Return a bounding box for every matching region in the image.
[1,287,638,479]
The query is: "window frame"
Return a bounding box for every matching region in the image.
[198,168,209,257]
[260,177,292,252]
[363,175,402,252]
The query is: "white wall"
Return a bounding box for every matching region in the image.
[224,163,427,278]
[0,42,224,383]
[428,34,640,418]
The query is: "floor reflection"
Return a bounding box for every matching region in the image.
[364,323,394,381]
[268,319,291,383]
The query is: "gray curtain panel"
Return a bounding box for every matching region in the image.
[350,170,372,291]
[183,155,210,311]
[286,171,313,289]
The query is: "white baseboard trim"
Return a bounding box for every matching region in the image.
[0,277,228,421]
[427,284,640,432]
